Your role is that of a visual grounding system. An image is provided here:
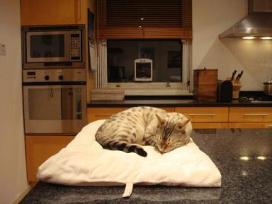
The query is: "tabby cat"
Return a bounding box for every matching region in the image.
[95,106,192,157]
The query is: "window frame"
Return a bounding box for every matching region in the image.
[95,39,192,96]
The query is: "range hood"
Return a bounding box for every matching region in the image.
[219,0,272,39]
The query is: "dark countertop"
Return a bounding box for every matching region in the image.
[20,128,272,203]
[88,99,272,107]
[88,93,272,107]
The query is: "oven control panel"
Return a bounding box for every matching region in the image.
[23,69,86,82]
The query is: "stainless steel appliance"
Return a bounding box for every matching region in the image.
[220,0,272,38]
[22,25,85,69]
[23,69,87,134]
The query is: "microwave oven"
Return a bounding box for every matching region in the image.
[22,25,85,69]
[134,58,153,81]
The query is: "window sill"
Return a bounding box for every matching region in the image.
[124,88,193,96]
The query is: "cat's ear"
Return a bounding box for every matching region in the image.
[177,118,191,133]
[182,118,191,126]
[156,113,166,125]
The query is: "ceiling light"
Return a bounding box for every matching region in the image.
[260,37,272,40]
[242,36,256,40]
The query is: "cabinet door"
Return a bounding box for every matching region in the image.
[175,107,229,129]
[25,135,74,183]
[87,107,175,123]
[175,107,229,122]
[21,0,87,25]
[229,107,272,123]
[229,107,272,128]
[87,108,127,122]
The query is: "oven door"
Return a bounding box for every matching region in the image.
[23,84,86,134]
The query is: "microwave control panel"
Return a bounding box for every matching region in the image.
[70,33,82,61]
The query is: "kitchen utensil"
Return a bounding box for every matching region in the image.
[236,70,243,81]
[230,70,237,81]
[264,80,272,95]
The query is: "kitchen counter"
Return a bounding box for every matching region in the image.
[20,128,272,203]
[88,98,272,107]
[88,92,272,107]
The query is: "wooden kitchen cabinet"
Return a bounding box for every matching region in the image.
[87,107,226,128]
[25,135,74,183]
[87,107,128,122]
[175,107,229,129]
[21,0,88,25]
[87,107,175,122]
[229,107,272,128]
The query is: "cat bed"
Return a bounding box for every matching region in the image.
[37,120,221,198]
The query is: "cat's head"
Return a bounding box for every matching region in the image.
[155,112,192,154]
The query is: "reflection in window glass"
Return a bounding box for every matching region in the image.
[107,39,182,83]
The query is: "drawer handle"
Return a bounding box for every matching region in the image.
[243,113,269,117]
[188,113,216,117]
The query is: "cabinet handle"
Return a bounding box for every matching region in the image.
[243,113,269,117]
[266,124,272,127]
[188,113,216,117]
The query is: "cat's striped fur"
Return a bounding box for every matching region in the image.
[95,106,192,157]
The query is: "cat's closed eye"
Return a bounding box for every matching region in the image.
[176,125,183,130]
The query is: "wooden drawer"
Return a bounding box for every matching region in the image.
[229,107,272,123]
[25,135,74,183]
[87,107,175,122]
[87,107,128,122]
[175,107,229,122]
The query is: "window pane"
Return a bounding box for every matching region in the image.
[107,39,182,83]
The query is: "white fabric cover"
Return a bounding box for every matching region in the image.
[38,120,221,192]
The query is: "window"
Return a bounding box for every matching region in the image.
[96,39,192,95]
[95,0,192,95]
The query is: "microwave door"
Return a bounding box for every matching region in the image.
[26,31,70,63]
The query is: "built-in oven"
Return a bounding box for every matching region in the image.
[22,25,85,69]
[23,69,87,134]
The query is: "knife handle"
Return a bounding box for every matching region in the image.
[231,70,237,81]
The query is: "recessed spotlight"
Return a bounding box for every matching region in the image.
[242,36,256,40]
[260,37,272,40]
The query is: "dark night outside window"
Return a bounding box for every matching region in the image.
[107,39,182,83]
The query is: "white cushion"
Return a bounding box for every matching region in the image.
[37,120,221,196]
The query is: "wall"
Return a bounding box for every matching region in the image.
[193,0,272,91]
[0,0,29,203]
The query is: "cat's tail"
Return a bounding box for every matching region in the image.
[103,140,147,157]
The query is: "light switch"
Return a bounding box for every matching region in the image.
[0,43,6,56]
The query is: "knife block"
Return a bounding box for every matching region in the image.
[193,69,218,101]
[232,81,241,99]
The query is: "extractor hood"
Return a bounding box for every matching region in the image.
[219,0,272,39]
